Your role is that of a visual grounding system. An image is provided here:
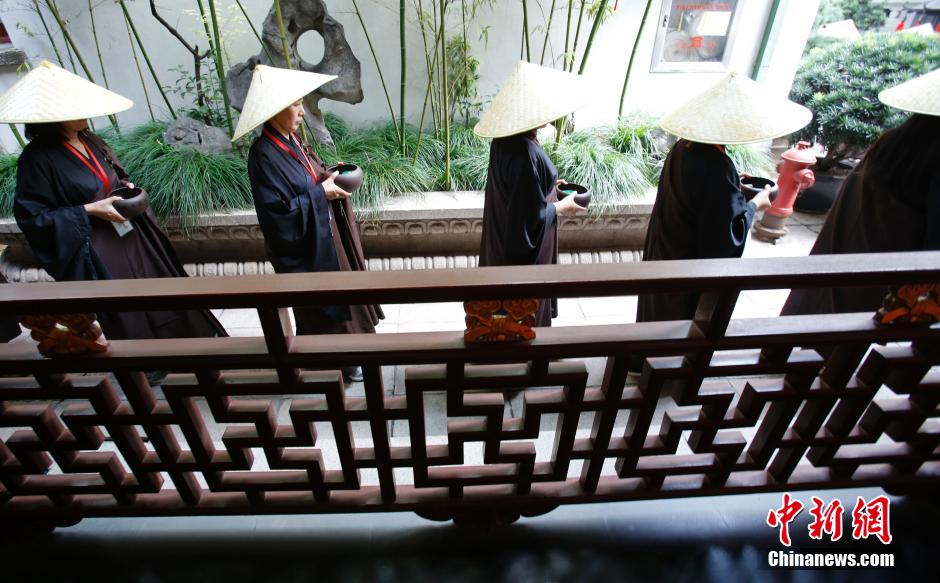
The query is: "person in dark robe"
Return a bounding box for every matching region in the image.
[635,140,773,323]
[628,72,811,373]
[13,120,226,342]
[474,61,591,327]
[237,65,382,382]
[0,272,23,342]
[478,129,583,326]
[781,113,940,316]
[0,62,225,346]
[634,73,811,326]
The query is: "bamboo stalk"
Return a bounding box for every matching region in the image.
[43,0,119,130]
[570,1,587,71]
[577,0,609,74]
[414,0,440,134]
[412,25,443,166]
[87,0,109,89]
[206,0,235,135]
[122,6,155,121]
[618,0,654,117]
[434,0,444,138]
[195,0,216,55]
[118,1,177,119]
[460,0,470,126]
[400,0,407,156]
[43,1,93,81]
[31,0,64,67]
[522,0,531,62]
[272,0,293,68]
[439,0,450,187]
[351,0,401,143]
[8,124,26,149]
[563,0,574,70]
[233,0,274,63]
[539,0,558,65]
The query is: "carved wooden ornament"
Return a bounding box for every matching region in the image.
[875,284,940,325]
[463,299,538,343]
[19,313,109,356]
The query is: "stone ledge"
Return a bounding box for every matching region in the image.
[0,190,653,267]
[1,250,644,283]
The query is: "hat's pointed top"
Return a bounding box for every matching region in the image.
[0,60,133,124]
[231,65,337,141]
[659,72,812,145]
[474,61,593,139]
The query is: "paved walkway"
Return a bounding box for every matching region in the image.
[218,211,827,336]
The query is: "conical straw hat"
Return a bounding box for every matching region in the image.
[232,65,337,141]
[878,68,940,117]
[659,72,812,145]
[0,60,133,123]
[474,61,592,138]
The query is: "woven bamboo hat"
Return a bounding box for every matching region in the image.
[659,72,812,145]
[232,64,337,141]
[878,69,940,117]
[0,60,133,124]
[474,61,592,138]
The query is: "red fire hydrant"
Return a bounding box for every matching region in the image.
[752,141,816,243]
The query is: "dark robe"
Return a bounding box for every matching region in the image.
[13,132,226,341]
[247,124,382,335]
[0,272,22,342]
[636,140,756,322]
[479,132,559,327]
[781,155,940,316]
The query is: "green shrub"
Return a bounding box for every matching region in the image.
[548,129,653,209]
[838,0,886,32]
[317,118,436,210]
[726,145,777,178]
[100,123,253,227]
[0,114,681,222]
[0,154,16,217]
[790,32,940,171]
[609,112,671,183]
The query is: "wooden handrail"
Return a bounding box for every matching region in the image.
[1,252,938,313]
[1,251,938,529]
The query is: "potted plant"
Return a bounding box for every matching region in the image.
[789,31,939,212]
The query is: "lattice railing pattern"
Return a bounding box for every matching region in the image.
[1,253,939,526]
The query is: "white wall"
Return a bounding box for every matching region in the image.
[0,0,819,153]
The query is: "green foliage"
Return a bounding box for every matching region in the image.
[814,0,845,29]
[609,112,670,182]
[0,115,680,222]
[446,125,489,190]
[790,32,940,170]
[838,0,887,32]
[0,154,17,217]
[100,122,252,227]
[317,116,435,210]
[166,63,229,129]
[547,129,653,209]
[725,145,777,178]
[446,35,483,126]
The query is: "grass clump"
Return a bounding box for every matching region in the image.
[100,122,252,227]
[547,129,654,209]
[317,116,436,210]
[0,154,17,218]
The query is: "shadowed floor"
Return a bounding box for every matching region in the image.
[2,488,936,582]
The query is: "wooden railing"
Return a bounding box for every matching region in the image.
[1,252,938,528]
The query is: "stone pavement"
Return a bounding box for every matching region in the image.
[216,210,827,362]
